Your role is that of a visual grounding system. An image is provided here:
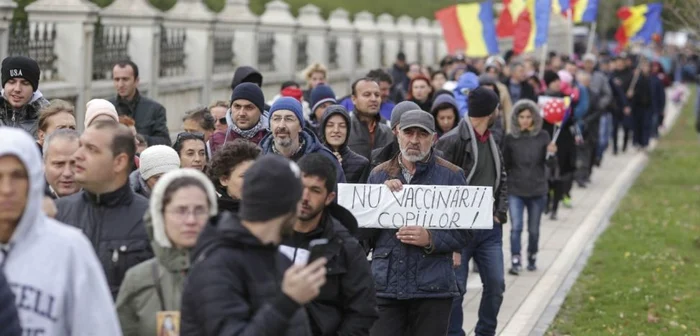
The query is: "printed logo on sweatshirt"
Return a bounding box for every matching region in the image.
[9,282,59,335]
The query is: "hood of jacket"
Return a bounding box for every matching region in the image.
[147,169,218,270]
[319,104,351,149]
[0,90,49,124]
[509,100,543,138]
[129,170,151,198]
[230,66,263,90]
[326,202,358,235]
[0,127,44,248]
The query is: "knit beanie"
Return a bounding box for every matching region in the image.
[139,145,181,180]
[239,154,303,222]
[310,84,337,113]
[230,82,265,114]
[84,99,119,128]
[269,97,305,128]
[467,87,499,118]
[2,56,41,92]
[390,101,421,130]
[543,70,560,87]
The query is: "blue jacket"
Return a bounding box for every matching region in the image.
[260,128,346,183]
[453,72,480,117]
[365,152,471,300]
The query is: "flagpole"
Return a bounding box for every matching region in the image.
[568,8,574,56]
[539,43,548,78]
[586,21,597,54]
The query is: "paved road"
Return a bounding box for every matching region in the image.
[459,87,686,336]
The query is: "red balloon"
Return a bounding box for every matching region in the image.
[543,99,566,124]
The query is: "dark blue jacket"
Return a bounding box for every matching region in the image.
[0,271,22,336]
[260,128,346,183]
[365,152,471,300]
[320,105,370,183]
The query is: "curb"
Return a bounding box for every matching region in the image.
[501,87,688,336]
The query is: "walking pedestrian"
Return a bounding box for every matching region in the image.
[173,132,208,172]
[0,127,121,335]
[42,129,81,199]
[129,145,181,199]
[502,100,556,274]
[210,83,269,153]
[206,139,261,213]
[370,101,422,170]
[182,107,216,157]
[111,60,171,145]
[35,99,76,154]
[319,105,370,183]
[367,110,471,336]
[180,155,327,336]
[346,78,394,160]
[55,120,154,298]
[117,169,217,336]
[436,87,508,336]
[0,56,50,136]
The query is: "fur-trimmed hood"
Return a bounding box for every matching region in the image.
[509,99,543,138]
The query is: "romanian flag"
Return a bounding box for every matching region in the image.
[551,0,571,16]
[570,0,598,23]
[615,3,663,49]
[499,0,568,37]
[513,0,552,54]
[435,1,499,57]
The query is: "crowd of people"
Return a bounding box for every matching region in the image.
[0,39,682,336]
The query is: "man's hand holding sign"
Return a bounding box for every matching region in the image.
[383,179,433,249]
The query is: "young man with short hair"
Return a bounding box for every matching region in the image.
[0,56,50,136]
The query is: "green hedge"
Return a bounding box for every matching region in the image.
[13,0,466,20]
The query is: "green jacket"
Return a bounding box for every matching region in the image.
[116,213,191,336]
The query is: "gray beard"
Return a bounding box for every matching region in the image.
[400,148,429,162]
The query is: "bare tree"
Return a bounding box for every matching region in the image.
[663,0,700,36]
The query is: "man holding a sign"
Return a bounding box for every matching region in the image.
[358,110,472,336]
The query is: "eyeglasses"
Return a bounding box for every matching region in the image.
[165,207,209,219]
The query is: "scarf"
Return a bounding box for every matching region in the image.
[229,118,264,140]
[272,137,306,160]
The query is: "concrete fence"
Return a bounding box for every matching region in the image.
[0,0,448,132]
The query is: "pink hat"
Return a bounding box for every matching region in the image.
[84,99,118,128]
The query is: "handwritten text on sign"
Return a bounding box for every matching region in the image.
[337,184,493,230]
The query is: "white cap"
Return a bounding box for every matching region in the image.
[139,145,181,180]
[583,53,597,64]
[84,99,118,128]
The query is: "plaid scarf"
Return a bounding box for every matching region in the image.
[230,119,264,139]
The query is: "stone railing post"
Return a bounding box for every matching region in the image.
[26,0,99,130]
[165,0,216,105]
[414,18,433,66]
[376,14,399,68]
[432,20,448,62]
[100,0,162,98]
[396,15,418,63]
[259,0,297,80]
[297,4,327,68]
[0,0,16,60]
[218,0,258,69]
[327,8,355,78]
[353,11,378,72]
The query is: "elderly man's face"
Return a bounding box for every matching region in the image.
[270,110,302,150]
[398,127,434,162]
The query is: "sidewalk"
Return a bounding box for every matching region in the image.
[460,87,687,336]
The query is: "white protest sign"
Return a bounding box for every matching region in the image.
[337,184,493,230]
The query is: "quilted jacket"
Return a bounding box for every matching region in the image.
[365,152,472,300]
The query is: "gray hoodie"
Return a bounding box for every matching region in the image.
[0,128,122,336]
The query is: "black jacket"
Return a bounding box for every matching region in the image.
[347,113,393,161]
[320,106,370,183]
[0,271,21,336]
[435,119,509,224]
[55,182,153,298]
[110,91,171,146]
[281,207,377,336]
[217,192,240,214]
[181,212,312,336]
[0,91,50,137]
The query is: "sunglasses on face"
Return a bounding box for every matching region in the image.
[217,117,227,124]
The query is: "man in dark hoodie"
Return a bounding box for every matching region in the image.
[180,154,326,336]
[260,97,346,183]
[280,154,377,336]
[320,105,370,183]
